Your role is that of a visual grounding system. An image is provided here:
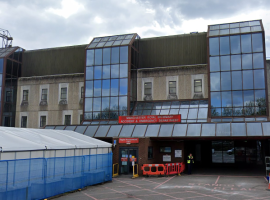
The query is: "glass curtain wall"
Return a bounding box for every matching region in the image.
[84,34,139,121]
[208,20,267,118]
[0,47,23,126]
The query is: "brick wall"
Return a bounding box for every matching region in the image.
[112,138,185,175]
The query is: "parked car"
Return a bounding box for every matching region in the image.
[227,148,234,155]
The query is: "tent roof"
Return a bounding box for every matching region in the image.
[0,127,111,152]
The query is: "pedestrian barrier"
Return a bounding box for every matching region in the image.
[165,162,182,176]
[180,162,185,173]
[0,153,112,200]
[141,164,166,176]
[132,164,139,179]
[113,163,119,178]
[267,173,270,190]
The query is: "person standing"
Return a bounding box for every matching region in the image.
[187,153,194,174]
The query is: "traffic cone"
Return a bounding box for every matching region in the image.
[267,173,270,190]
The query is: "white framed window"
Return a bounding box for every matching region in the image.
[40,116,46,127]
[23,90,29,101]
[61,88,67,100]
[64,115,71,125]
[169,81,176,95]
[194,79,202,93]
[62,110,73,125]
[40,84,49,102]
[58,83,69,103]
[21,116,27,128]
[20,85,30,103]
[166,76,178,98]
[144,82,152,95]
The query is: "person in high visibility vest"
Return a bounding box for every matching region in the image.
[187,153,194,175]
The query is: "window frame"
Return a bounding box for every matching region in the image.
[40,116,46,127]
[64,115,71,125]
[169,81,176,95]
[81,86,84,98]
[21,116,27,128]
[148,146,153,159]
[194,79,202,93]
[6,91,11,102]
[23,90,29,101]
[61,87,67,100]
[144,82,152,95]
[41,88,48,101]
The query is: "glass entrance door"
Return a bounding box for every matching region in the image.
[119,147,138,174]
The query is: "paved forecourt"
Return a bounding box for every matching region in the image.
[54,174,269,200]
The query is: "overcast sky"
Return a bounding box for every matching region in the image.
[1,0,270,57]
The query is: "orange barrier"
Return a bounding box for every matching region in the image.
[141,164,166,176]
[180,162,185,173]
[165,162,182,175]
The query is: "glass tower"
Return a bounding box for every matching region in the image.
[208,20,267,119]
[84,34,139,121]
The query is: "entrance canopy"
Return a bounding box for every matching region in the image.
[46,121,270,138]
[0,127,111,152]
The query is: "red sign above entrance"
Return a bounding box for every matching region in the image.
[119,138,139,144]
[118,115,181,124]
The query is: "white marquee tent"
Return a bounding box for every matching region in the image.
[0,127,112,160]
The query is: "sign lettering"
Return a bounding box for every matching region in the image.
[118,115,181,124]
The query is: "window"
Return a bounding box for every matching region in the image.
[40,116,46,127]
[169,81,176,95]
[194,79,202,93]
[61,87,67,100]
[144,82,152,95]
[23,90,28,101]
[81,86,84,98]
[148,146,153,159]
[160,147,171,153]
[21,116,27,128]
[6,91,11,102]
[64,115,71,125]
[80,114,83,124]
[4,117,11,127]
[41,89,48,100]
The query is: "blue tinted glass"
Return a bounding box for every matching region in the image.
[102,79,110,96]
[243,90,254,106]
[243,70,253,90]
[222,107,232,116]
[102,65,110,79]
[120,78,128,95]
[119,96,127,110]
[252,33,263,52]
[253,53,264,69]
[254,69,265,89]
[241,34,252,53]
[85,81,93,97]
[242,54,252,69]
[221,72,231,90]
[94,80,101,96]
[210,72,220,91]
[93,112,101,119]
[231,55,241,70]
[86,67,93,80]
[86,50,94,66]
[102,97,110,111]
[233,107,243,116]
[211,92,221,107]
[232,71,242,90]
[209,37,219,56]
[94,66,102,79]
[93,98,101,111]
[120,46,128,63]
[110,97,118,110]
[120,64,128,78]
[111,79,119,96]
[103,48,111,65]
[94,49,102,65]
[220,56,230,71]
[230,35,241,54]
[211,107,221,116]
[0,74,2,86]
[220,36,230,55]
[0,59,3,73]
[111,47,119,64]
[255,90,266,105]
[221,91,232,107]
[111,64,119,78]
[84,98,93,111]
[232,91,243,107]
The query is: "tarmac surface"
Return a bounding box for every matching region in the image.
[53,172,270,200]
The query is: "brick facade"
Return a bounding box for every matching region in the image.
[112,137,185,175]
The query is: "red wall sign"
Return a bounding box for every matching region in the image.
[121,158,128,162]
[130,158,137,162]
[119,138,139,144]
[118,115,181,124]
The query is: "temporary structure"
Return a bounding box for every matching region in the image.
[0,127,112,160]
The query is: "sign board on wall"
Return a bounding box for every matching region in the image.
[175,150,182,158]
[118,115,181,124]
[119,138,139,144]
[163,155,171,162]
